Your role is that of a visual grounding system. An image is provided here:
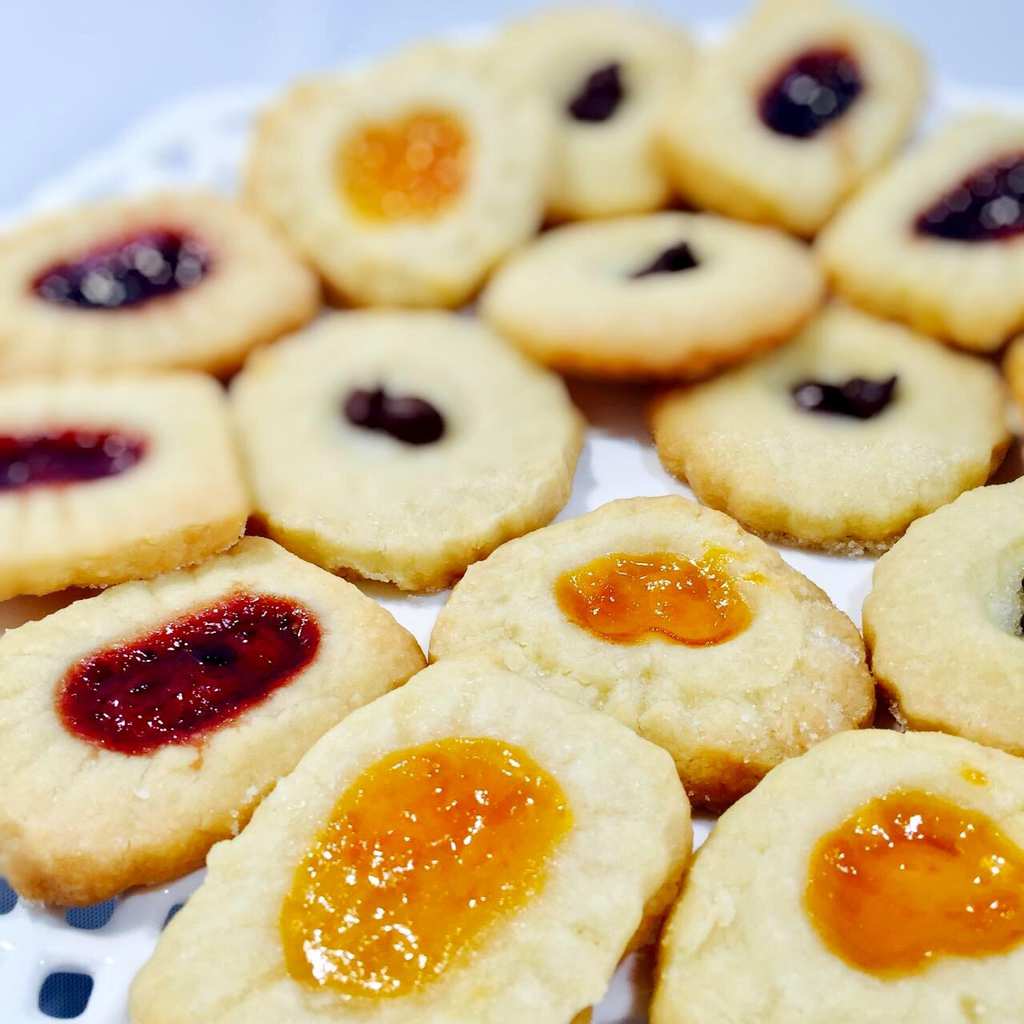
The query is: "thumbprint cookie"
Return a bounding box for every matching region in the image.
[0,537,425,906]
[129,658,691,1024]
[820,113,1024,350]
[661,0,926,236]
[491,8,696,219]
[0,373,249,599]
[245,44,551,308]
[230,312,583,592]
[479,212,824,380]
[653,729,1024,1024]
[0,191,319,375]
[651,304,1010,554]
[430,496,874,810]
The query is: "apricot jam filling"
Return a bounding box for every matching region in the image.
[554,550,752,646]
[337,110,470,222]
[279,737,572,999]
[805,789,1024,976]
[0,428,146,491]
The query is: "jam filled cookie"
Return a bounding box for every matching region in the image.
[231,312,583,592]
[0,191,318,375]
[661,0,926,236]
[129,658,690,1024]
[0,537,424,906]
[491,8,696,219]
[480,212,824,380]
[651,304,1010,554]
[431,496,873,809]
[820,113,1024,350]
[653,729,1024,1024]
[0,373,248,599]
[245,45,551,308]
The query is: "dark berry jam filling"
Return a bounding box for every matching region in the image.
[567,63,625,123]
[0,429,146,492]
[344,387,445,445]
[632,241,699,278]
[791,375,897,419]
[33,229,211,310]
[759,48,863,139]
[57,593,320,755]
[916,152,1024,242]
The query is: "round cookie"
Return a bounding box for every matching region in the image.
[480,212,825,380]
[230,311,583,592]
[0,191,319,375]
[129,658,691,1024]
[653,729,1024,1024]
[430,496,874,809]
[661,0,926,236]
[819,113,1024,350]
[491,7,696,219]
[245,44,551,308]
[863,480,1024,754]
[650,304,1010,554]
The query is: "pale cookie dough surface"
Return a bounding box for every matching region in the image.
[129,659,691,1024]
[0,191,319,375]
[480,212,824,380]
[819,113,1024,350]
[491,8,695,219]
[661,0,926,236]
[245,44,551,308]
[651,304,1010,553]
[652,729,1024,1024]
[231,311,583,592]
[0,373,249,600]
[0,537,424,906]
[863,480,1024,754]
[430,496,874,809]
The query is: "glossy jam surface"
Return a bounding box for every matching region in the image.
[0,428,147,492]
[916,151,1024,242]
[759,48,863,138]
[280,737,572,999]
[58,593,320,755]
[338,110,470,222]
[632,241,699,278]
[343,387,445,445]
[567,63,625,123]
[555,550,751,646]
[805,790,1024,976]
[33,229,210,310]
[791,375,898,420]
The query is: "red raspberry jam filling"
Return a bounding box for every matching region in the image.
[791,376,898,420]
[567,63,625,123]
[0,429,147,492]
[632,241,699,278]
[57,593,320,755]
[759,48,863,139]
[33,229,211,310]
[344,386,445,445]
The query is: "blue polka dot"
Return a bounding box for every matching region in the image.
[38,972,93,1019]
[0,877,16,915]
[65,899,116,930]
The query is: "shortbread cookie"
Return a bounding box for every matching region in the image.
[0,537,424,906]
[1004,334,1024,409]
[0,373,249,599]
[820,114,1024,350]
[245,45,551,308]
[480,212,824,380]
[661,0,926,236]
[863,480,1024,754]
[0,191,318,375]
[653,729,1024,1024]
[491,8,695,219]
[231,312,583,591]
[129,658,690,1024]
[651,304,1010,554]
[431,496,873,809]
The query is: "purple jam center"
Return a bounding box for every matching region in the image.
[57,593,321,756]
[916,152,1024,242]
[759,48,863,139]
[0,429,147,492]
[344,386,445,445]
[567,63,625,123]
[33,229,211,310]
[791,376,898,420]
[632,241,699,278]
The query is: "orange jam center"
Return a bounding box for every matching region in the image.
[338,109,469,222]
[279,737,572,999]
[554,550,751,646]
[805,789,1024,976]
